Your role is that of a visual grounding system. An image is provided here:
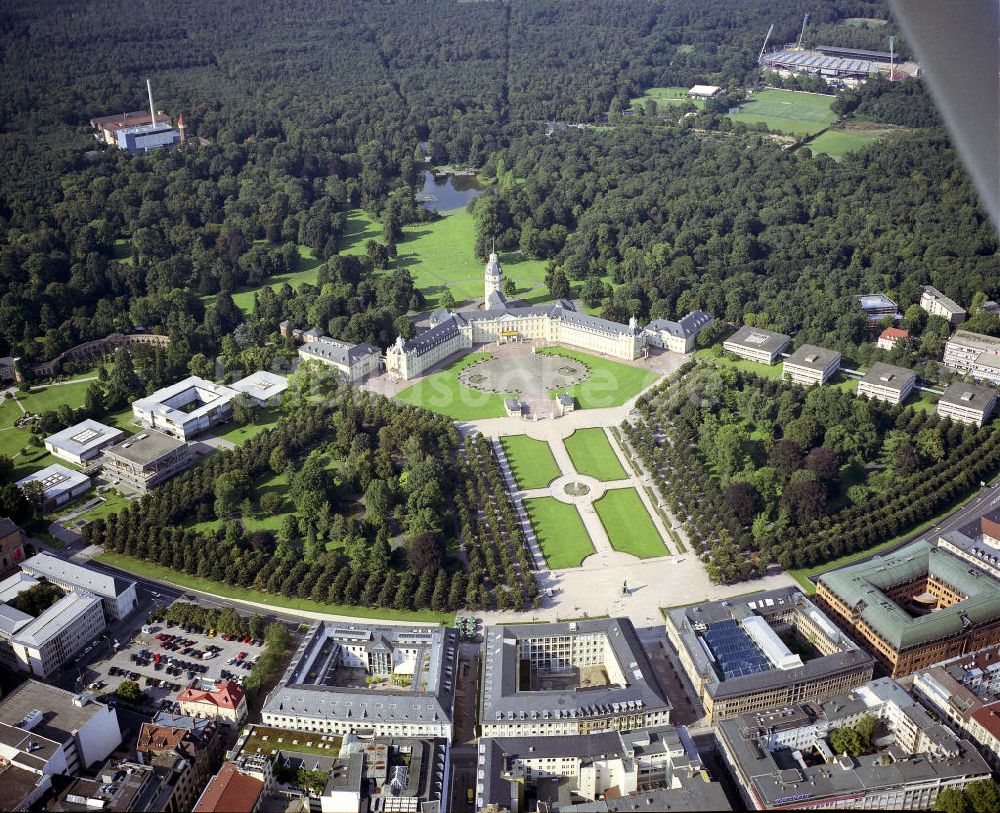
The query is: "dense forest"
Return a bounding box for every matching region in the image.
[0,0,929,367]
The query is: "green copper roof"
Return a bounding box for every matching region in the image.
[819,540,1000,651]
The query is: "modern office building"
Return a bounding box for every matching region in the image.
[936,506,1000,580]
[920,285,966,325]
[261,622,458,739]
[665,587,873,723]
[476,725,730,812]
[815,540,1000,677]
[16,464,91,512]
[722,325,791,365]
[858,293,900,325]
[716,677,992,810]
[0,517,26,578]
[297,337,383,383]
[936,381,997,426]
[229,370,289,407]
[642,310,714,353]
[132,376,238,440]
[21,553,137,622]
[43,419,126,466]
[101,430,193,493]
[856,362,916,405]
[943,330,1000,385]
[782,344,841,386]
[480,618,672,737]
[0,573,107,678]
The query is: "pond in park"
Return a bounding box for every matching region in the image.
[417,171,485,211]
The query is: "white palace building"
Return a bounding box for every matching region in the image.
[385,253,712,380]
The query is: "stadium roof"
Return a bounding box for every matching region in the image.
[761,49,877,76]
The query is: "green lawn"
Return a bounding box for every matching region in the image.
[523,496,594,569]
[729,89,836,137]
[95,552,451,623]
[201,244,324,315]
[563,428,627,481]
[804,127,893,158]
[17,379,93,414]
[694,348,785,379]
[630,86,704,113]
[594,488,668,558]
[535,348,660,408]
[394,353,515,420]
[501,435,562,489]
[214,406,283,445]
[339,209,382,255]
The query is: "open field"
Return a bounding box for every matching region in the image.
[17,379,93,414]
[805,125,900,159]
[843,16,887,27]
[563,428,627,481]
[394,353,514,420]
[729,89,836,137]
[630,86,704,113]
[214,406,283,445]
[95,552,452,623]
[694,348,785,379]
[593,488,667,558]
[501,435,561,490]
[523,496,594,569]
[535,348,660,408]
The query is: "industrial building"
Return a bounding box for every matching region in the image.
[92,81,182,155]
[43,419,126,466]
[21,552,137,622]
[664,587,874,723]
[920,285,967,325]
[856,362,916,405]
[815,540,1000,677]
[90,111,171,145]
[100,430,193,493]
[0,573,107,678]
[936,381,997,427]
[133,377,238,440]
[261,622,458,739]
[782,344,841,386]
[943,329,1000,385]
[16,464,91,511]
[722,325,791,365]
[480,618,672,738]
[688,84,723,98]
[716,677,991,810]
[476,725,730,812]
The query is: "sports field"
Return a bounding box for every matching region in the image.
[729,89,836,137]
[394,353,514,420]
[536,348,660,409]
[594,487,667,558]
[563,428,627,481]
[501,435,562,490]
[630,86,704,113]
[805,125,897,159]
[523,496,594,569]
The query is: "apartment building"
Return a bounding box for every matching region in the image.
[920,285,966,325]
[943,330,1000,385]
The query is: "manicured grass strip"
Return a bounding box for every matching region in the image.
[501,435,562,490]
[523,497,594,569]
[564,428,627,481]
[594,488,667,558]
[202,244,323,314]
[95,553,451,623]
[536,348,659,409]
[394,353,516,420]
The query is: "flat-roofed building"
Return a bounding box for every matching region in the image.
[716,677,992,811]
[43,419,126,466]
[262,623,458,739]
[101,430,192,493]
[298,337,383,383]
[722,325,791,365]
[90,111,171,144]
[229,370,288,407]
[943,330,1000,385]
[480,618,672,737]
[858,293,900,325]
[937,381,997,426]
[643,310,713,353]
[782,344,841,386]
[665,587,873,723]
[16,464,91,512]
[935,506,1000,581]
[816,540,1000,677]
[857,361,916,405]
[133,376,238,440]
[688,84,722,98]
[0,517,25,578]
[21,553,137,622]
[921,285,967,325]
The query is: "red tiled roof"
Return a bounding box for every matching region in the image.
[178,680,245,710]
[193,764,263,813]
[880,327,910,340]
[971,702,1000,741]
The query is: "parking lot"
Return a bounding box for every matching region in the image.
[85,618,267,712]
